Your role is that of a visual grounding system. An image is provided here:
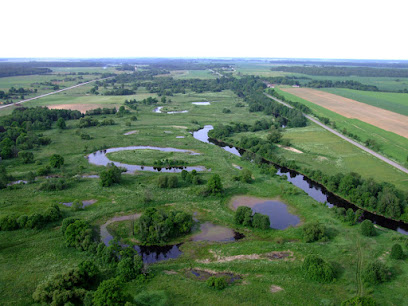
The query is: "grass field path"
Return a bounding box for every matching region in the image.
[356,239,363,296]
[0,76,113,110]
[264,92,408,175]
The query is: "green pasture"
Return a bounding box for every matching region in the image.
[1,73,408,305]
[274,88,408,167]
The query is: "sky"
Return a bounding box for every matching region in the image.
[2,0,407,60]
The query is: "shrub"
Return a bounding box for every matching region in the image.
[17,215,28,228]
[100,164,122,187]
[222,108,231,114]
[206,276,228,290]
[341,296,376,306]
[39,178,68,191]
[134,291,168,306]
[93,278,128,306]
[240,169,253,183]
[37,165,51,176]
[167,176,178,188]
[252,213,270,229]
[390,243,404,259]
[26,213,45,229]
[363,261,389,284]
[302,255,335,283]
[303,222,328,242]
[361,220,376,237]
[50,154,64,168]
[43,204,62,222]
[72,199,83,211]
[157,176,168,188]
[0,215,18,231]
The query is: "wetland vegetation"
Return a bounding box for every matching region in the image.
[0,59,407,305]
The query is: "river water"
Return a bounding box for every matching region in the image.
[193,125,408,235]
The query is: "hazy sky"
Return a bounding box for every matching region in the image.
[2,0,407,60]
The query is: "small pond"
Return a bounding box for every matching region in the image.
[87,146,208,173]
[192,102,211,105]
[100,214,243,264]
[153,106,188,114]
[62,199,97,208]
[232,196,300,230]
[192,222,244,242]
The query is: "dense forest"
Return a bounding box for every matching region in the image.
[270,65,408,77]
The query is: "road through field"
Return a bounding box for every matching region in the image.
[0,77,113,110]
[281,88,408,138]
[264,93,408,175]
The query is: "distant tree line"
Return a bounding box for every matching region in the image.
[305,80,378,91]
[270,65,408,78]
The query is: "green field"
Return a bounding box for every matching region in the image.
[321,88,408,115]
[274,88,408,167]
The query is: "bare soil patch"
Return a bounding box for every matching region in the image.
[270,285,283,293]
[230,195,283,210]
[48,103,114,113]
[198,249,294,263]
[281,88,408,138]
[277,144,303,153]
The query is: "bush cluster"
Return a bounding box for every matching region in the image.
[361,220,376,237]
[302,255,335,283]
[302,222,328,242]
[0,204,62,231]
[232,169,253,183]
[363,261,390,284]
[180,170,202,185]
[100,164,123,187]
[206,276,228,290]
[157,175,178,188]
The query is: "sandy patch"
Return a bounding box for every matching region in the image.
[281,88,408,138]
[270,285,283,293]
[170,125,188,129]
[230,195,283,210]
[277,144,303,153]
[317,156,328,161]
[48,103,114,113]
[198,249,294,263]
[164,270,178,275]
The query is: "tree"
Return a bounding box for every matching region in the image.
[390,243,404,259]
[240,169,253,183]
[303,222,328,242]
[93,278,128,306]
[57,117,66,129]
[302,255,335,283]
[206,174,223,195]
[361,220,376,237]
[50,154,64,168]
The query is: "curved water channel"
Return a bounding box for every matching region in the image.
[100,214,243,264]
[193,125,408,235]
[87,146,208,173]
